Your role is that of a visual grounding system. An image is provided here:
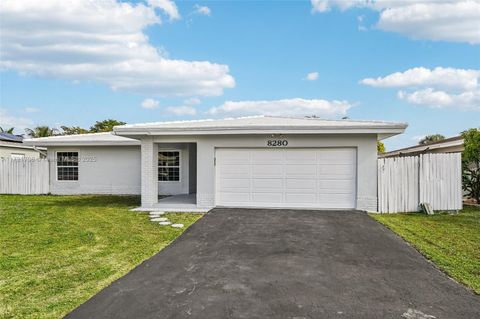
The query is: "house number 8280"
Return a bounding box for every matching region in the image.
[267,140,288,147]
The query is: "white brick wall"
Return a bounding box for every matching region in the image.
[141,138,158,207]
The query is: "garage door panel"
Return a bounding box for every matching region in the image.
[252,178,283,190]
[318,164,355,175]
[218,192,250,202]
[218,150,250,164]
[252,150,283,163]
[252,192,283,203]
[252,164,283,176]
[285,164,316,176]
[285,150,316,163]
[286,178,316,191]
[316,149,356,162]
[285,193,316,204]
[218,165,249,178]
[318,179,354,188]
[216,148,356,209]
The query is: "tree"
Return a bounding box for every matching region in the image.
[377,141,386,154]
[462,128,480,203]
[60,126,90,135]
[89,119,126,133]
[419,134,445,145]
[25,126,58,138]
[0,127,15,134]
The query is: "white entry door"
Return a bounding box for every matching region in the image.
[215,148,357,209]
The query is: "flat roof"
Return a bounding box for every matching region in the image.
[23,132,140,147]
[24,116,408,146]
[114,116,407,137]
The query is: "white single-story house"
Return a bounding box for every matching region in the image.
[25,116,407,211]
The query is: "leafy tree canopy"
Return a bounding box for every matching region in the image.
[90,119,126,133]
[419,134,445,145]
[461,128,480,203]
[25,126,59,138]
[0,127,15,134]
[60,126,90,135]
[377,141,386,154]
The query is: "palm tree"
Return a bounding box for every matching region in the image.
[25,126,59,138]
[419,134,445,145]
[0,127,15,134]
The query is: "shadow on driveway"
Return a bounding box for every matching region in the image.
[65,208,480,319]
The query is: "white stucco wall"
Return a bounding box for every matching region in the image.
[148,134,379,211]
[47,146,141,195]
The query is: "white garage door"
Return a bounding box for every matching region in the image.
[215,148,357,209]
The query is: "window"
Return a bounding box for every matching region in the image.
[57,152,78,181]
[158,151,180,181]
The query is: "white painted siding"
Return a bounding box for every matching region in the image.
[378,153,462,213]
[0,158,49,194]
[48,146,141,195]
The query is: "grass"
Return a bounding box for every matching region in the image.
[370,205,480,294]
[0,195,203,319]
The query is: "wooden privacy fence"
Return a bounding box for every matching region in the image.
[378,153,462,213]
[0,158,49,194]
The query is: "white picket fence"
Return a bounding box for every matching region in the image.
[0,158,49,194]
[378,153,462,213]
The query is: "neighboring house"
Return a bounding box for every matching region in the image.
[25,116,407,211]
[379,136,464,158]
[0,132,46,159]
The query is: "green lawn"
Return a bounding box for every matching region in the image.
[371,205,480,294]
[0,195,202,319]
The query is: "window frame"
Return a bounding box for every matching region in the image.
[56,150,79,182]
[158,149,181,182]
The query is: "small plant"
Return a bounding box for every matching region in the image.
[462,128,480,204]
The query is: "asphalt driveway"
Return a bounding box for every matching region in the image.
[65,208,480,319]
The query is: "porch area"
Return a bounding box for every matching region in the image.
[136,139,212,212]
[132,194,209,212]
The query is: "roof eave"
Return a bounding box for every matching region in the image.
[23,140,140,147]
[114,126,407,137]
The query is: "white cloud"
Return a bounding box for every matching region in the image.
[412,135,427,142]
[311,0,480,44]
[184,97,201,105]
[0,109,34,133]
[306,72,319,81]
[361,67,480,110]
[148,0,180,20]
[311,0,361,13]
[398,89,480,110]
[361,67,480,91]
[24,107,40,113]
[141,98,160,109]
[207,98,351,118]
[0,0,235,97]
[194,4,211,16]
[166,105,197,116]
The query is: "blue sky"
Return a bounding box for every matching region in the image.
[0,0,479,150]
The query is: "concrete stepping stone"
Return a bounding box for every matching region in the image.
[151,217,168,222]
[159,221,172,225]
[171,223,184,228]
[149,211,165,216]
